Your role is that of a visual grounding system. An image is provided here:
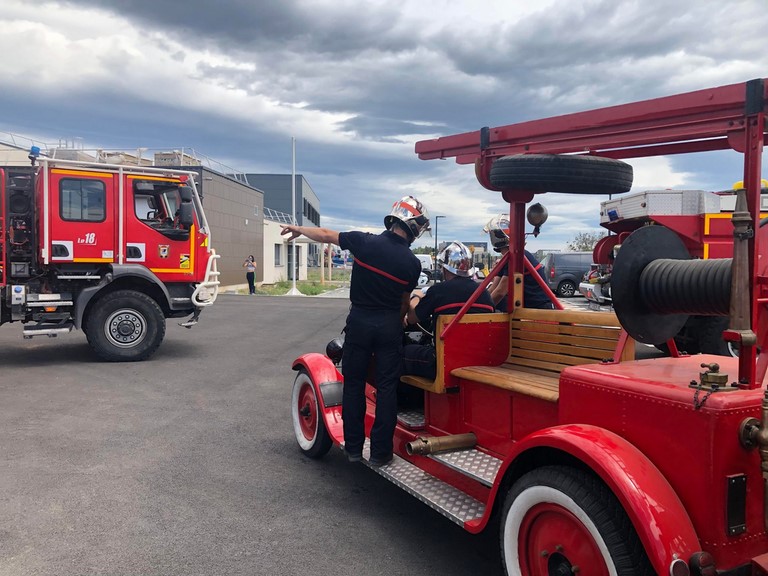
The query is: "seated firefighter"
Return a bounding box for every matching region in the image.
[484,213,554,312]
[402,241,495,380]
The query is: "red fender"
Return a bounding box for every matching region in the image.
[495,424,700,574]
[292,353,344,444]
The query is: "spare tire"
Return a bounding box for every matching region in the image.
[489,154,633,194]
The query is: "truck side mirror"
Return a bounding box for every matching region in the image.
[178,203,194,228]
[179,186,194,203]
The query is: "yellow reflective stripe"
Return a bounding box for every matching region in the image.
[149,268,194,274]
[127,175,180,182]
[73,258,113,263]
[52,169,112,177]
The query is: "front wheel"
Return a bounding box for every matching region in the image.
[501,466,653,576]
[84,290,166,362]
[291,369,332,458]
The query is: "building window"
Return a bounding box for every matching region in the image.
[274,244,282,265]
[254,206,259,216]
[60,178,106,222]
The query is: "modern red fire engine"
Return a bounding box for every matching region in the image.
[290,79,768,575]
[0,155,220,361]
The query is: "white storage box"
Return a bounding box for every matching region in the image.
[599,189,720,224]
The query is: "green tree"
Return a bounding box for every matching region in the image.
[567,231,606,251]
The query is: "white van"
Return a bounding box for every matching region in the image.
[414,254,432,269]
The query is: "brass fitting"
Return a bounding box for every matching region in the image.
[406,433,477,456]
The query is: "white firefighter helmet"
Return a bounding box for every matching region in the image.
[483,213,510,253]
[437,241,475,277]
[384,196,430,241]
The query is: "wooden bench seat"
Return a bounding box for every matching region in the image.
[451,364,560,402]
[451,308,633,402]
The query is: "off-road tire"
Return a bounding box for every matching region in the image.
[489,154,633,194]
[85,290,166,362]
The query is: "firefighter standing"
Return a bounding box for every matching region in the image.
[280,196,429,466]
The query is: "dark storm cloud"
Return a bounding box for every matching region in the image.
[60,0,417,56]
[58,0,763,144]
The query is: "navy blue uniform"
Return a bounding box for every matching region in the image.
[497,250,553,312]
[403,276,494,379]
[338,230,421,461]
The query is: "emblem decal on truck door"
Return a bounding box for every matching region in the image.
[159,245,170,258]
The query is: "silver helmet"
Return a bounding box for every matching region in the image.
[437,241,474,277]
[384,196,430,241]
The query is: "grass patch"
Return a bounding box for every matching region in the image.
[246,268,352,296]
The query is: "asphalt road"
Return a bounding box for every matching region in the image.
[0,294,503,576]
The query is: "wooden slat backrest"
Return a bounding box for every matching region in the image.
[508,308,632,375]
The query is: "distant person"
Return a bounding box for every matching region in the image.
[403,241,494,379]
[484,214,553,311]
[280,196,429,467]
[243,255,257,295]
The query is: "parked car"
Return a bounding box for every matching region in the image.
[540,251,593,297]
[331,256,354,267]
[414,253,434,281]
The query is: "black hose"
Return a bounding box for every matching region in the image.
[639,258,731,316]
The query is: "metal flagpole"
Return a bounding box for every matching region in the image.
[286,137,302,296]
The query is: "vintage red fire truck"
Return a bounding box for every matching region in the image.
[0,155,220,361]
[290,79,768,575]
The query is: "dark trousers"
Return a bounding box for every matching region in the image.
[246,272,255,294]
[402,344,436,379]
[341,306,403,460]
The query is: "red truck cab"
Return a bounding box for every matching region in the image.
[1,157,220,361]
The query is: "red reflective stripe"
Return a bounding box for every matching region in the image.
[395,201,419,216]
[354,257,409,285]
[434,302,495,314]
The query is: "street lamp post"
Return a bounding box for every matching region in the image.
[433,215,446,281]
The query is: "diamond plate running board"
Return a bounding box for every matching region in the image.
[396,409,425,430]
[429,449,502,488]
[358,444,485,526]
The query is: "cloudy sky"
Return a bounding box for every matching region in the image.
[1,0,767,252]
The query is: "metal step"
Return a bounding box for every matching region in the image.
[429,449,502,488]
[26,301,73,308]
[397,409,425,430]
[22,323,74,338]
[352,443,485,526]
[56,275,101,281]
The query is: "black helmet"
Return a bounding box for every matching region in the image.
[326,336,344,364]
